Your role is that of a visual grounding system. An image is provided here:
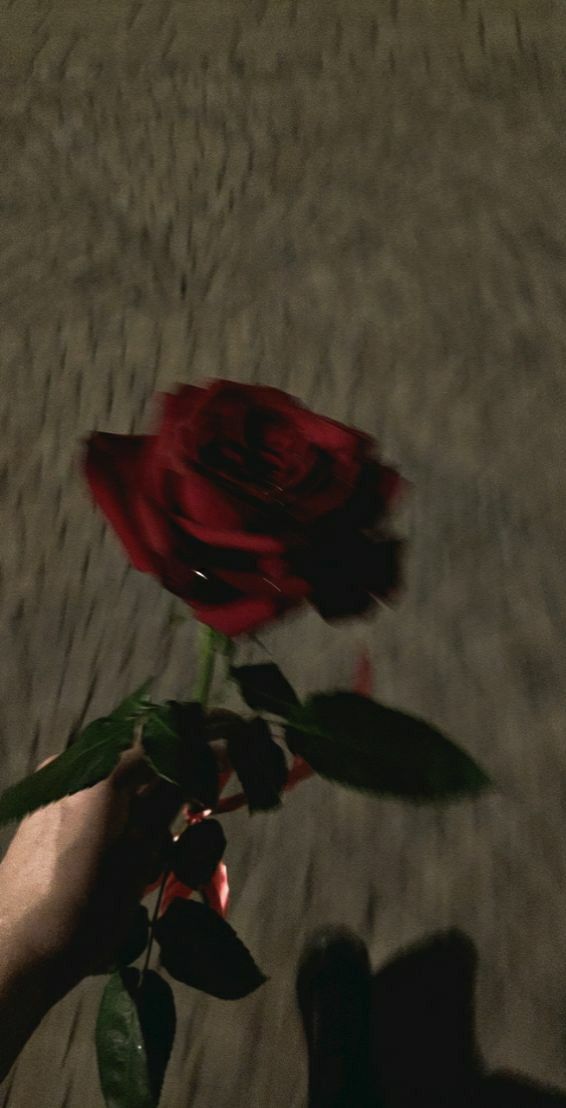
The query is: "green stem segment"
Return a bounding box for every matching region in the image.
[139,630,233,987]
[194,626,234,710]
[140,870,168,987]
[195,626,218,709]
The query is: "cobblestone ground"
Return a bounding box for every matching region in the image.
[1,2,566,1105]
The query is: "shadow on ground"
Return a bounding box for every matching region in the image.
[371,930,566,1107]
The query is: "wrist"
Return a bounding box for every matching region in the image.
[0,861,82,1000]
[0,920,65,1007]
[0,927,67,1081]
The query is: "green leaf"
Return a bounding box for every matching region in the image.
[230,663,301,716]
[111,680,154,721]
[115,905,150,968]
[0,716,136,826]
[227,717,288,812]
[142,703,218,809]
[96,968,176,1108]
[285,693,489,802]
[0,681,154,827]
[141,708,182,785]
[64,681,152,751]
[154,899,267,1000]
[172,819,227,887]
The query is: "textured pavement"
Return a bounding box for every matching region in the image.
[1,1,566,1104]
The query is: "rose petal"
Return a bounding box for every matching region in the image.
[213,563,310,601]
[84,434,170,571]
[143,875,164,897]
[311,583,374,621]
[162,561,245,607]
[203,862,230,918]
[181,381,317,499]
[218,769,233,793]
[306,538,403,621]
[198,380,301,420]
[154,386,208,471]
[377,465,409,509]
[160,385,203,427]
[295,407,371,454]
[158,873,193,917]
[288,454,363,520]
[172,469,253,531]
[285,755,315,789]
[353,650,374,697]
[185,381,266,458]
[173,515,284,553]
[214,792,247,815]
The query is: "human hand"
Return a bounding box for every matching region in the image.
[0,748,180,997]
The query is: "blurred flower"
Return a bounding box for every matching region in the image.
[86,380,405,636]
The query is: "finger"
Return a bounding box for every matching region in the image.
[36,755,58,770]
[37,749,154,796]
[130,778,183,836]
[111,745,155,792]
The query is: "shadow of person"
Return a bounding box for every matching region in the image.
[370,929,566,1107]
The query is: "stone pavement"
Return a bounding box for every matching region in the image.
[1,1,566,1104]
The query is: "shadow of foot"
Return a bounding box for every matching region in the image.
[370,929,566,1108]
[297,927,566,1106]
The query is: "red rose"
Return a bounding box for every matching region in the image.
[85,380,404,636]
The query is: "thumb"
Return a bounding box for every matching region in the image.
[36,754,57,770]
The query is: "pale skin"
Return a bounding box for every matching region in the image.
[0,750,180,1081]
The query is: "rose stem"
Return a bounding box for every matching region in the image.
[140,869,168,986]
[140,632,226,980]
[194,625,219,709]
[219,634,236,697]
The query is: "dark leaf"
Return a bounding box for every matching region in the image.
[154,899,267,1000]
[0,716,136,826]
[142,703,218,809]
[172,820,227,887]
[115,905,150,968]
[167,704,218,808]
[135,972,176,1105]
[204,709,247,743]
[167,700,218,806]
[166,701,205,740]
[228,717,288,812]
[286,693,489,802]
[230,663,300,717]
[95,967,176,1108]
[180,742,219,810]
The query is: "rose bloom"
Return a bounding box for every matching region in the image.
[85,380,404,636]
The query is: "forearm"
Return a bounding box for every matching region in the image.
[0,756,171,1079]
[0,933,65,1081]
